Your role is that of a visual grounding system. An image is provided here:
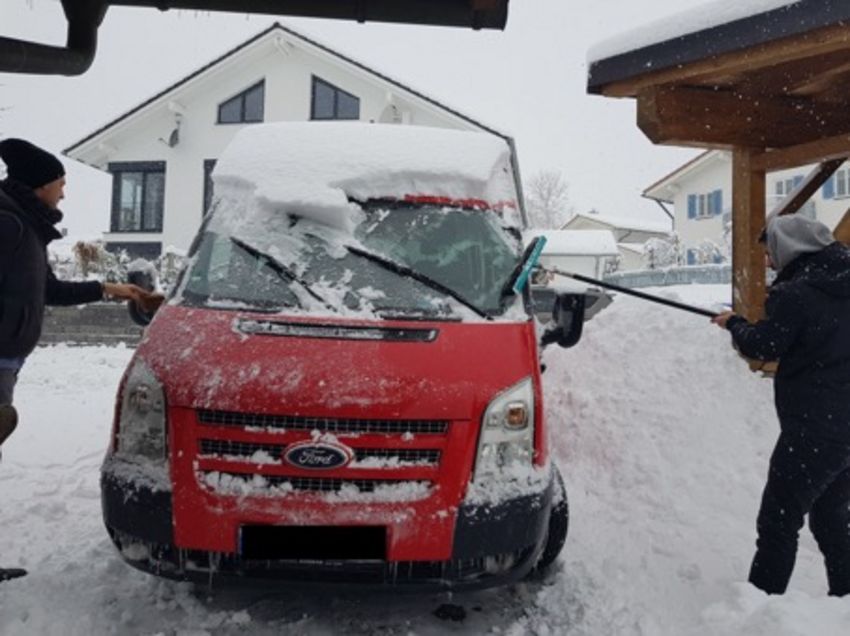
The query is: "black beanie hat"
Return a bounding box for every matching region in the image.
[0,138,65,190]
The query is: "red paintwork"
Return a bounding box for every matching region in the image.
[120,305,545,560]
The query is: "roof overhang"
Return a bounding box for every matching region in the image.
[588,0,850,150]
[1,0,509,76]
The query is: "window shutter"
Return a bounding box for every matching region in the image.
[688,194,697,219]
[713,189,723,215]
[793,175,804,188]
[823,176,835,199]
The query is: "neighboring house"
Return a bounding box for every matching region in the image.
[64,22,516,258]
[560,211,671,270]
[644,150,848,264]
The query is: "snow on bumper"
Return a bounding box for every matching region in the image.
[100,462,553,590]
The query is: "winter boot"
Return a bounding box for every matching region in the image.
[0,567,27,582]
[0,404,18,461]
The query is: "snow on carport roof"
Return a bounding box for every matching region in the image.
[586,0,849,93]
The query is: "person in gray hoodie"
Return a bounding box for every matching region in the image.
[713,214,850,596]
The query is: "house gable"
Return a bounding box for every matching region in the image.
[64,22,509,166]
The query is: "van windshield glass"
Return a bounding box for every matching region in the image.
[180,200,521,319]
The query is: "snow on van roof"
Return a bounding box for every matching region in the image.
[588,0,798,63]
[525,229,619,257]
[212,122,519,233]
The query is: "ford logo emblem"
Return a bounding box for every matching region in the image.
[284,442,352,471]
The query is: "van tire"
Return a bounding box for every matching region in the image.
[532,466,569,573]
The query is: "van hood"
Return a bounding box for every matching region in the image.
[137,306,538,421]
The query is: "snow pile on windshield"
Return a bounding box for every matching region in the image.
[589,0,799,62]
[212,121,520,235]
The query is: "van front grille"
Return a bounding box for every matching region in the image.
[200,470,432,494]
[198,440,441,465]
[197,409,449,435]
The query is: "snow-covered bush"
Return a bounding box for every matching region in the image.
[643,233,683,270]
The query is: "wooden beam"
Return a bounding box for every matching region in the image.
[602,23,850,98]
[637,85,850,148]
[835,209,850,244]
[753,132,850,171]
[732,149,767,321]
[769,159,844,216]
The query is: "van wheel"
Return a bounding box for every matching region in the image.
[533,466,569,573]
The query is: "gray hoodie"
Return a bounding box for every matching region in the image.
[765,214,834,272]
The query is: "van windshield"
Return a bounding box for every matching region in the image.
[180,200,521,320]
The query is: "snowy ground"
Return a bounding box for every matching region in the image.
[2,285,850,635]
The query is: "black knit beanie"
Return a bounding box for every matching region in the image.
[0,138,65,190]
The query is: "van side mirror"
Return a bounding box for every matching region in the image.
[127,262,159,326]
[541,293,586,349]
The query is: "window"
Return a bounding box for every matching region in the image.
[203,159,217,216]
[311,76,360,121]
[687,189,723,220]
[217,80,264,124]
[109,162,166,232]
[822,167,850,200]
[775,174,804,197]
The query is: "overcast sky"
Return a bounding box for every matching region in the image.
[1,0,713,239]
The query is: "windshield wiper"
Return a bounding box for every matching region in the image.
[229,237,332,309]
[344,244,491,320]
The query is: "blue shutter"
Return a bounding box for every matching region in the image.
[714,189,723,215]
[823,176,835,200]
[687,249,696,265]
[688,194,697,219]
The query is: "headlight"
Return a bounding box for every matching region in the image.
[474,377,535,481]
[116,359,167,460]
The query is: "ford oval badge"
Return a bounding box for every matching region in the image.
[284,442,353,471]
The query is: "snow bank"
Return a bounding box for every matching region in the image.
[212,121,521,237]
[3,292,850,634]
[589,0,800,62]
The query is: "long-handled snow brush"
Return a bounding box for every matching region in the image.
[544,267,721,318]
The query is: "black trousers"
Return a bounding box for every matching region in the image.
[749,427,850,596]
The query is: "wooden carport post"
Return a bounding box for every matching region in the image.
[731,149,766,321]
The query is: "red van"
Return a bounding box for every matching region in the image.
[102,123,584,589]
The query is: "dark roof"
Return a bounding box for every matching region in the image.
[588,0,850,94]
[64,21,508,155]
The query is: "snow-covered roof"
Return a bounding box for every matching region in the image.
[586,0,850,97]
[563,212,671,235]
[524,229,619,257]
[588,0,797,63]
[212,122,520,233]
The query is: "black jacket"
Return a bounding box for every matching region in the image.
[727,242,850,441]
[0,179,103,358]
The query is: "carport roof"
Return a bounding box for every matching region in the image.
[587,0,850,150]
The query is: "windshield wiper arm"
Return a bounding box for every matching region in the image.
[229,237,331,309]
[344,244,491,320]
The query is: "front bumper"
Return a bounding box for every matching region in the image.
[101,468,552,590]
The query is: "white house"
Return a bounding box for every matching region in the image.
[64,22,517,259]
[560,211,671,270]
[643,150,850,264]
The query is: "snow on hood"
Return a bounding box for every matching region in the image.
[211,121,521,236]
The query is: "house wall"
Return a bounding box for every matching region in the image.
[668,151,850,263]
[75,31,488,256]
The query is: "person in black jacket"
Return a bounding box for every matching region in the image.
[712,214,850,596]
[0,139,160,581]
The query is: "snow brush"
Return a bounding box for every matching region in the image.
[544,267,720,319]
